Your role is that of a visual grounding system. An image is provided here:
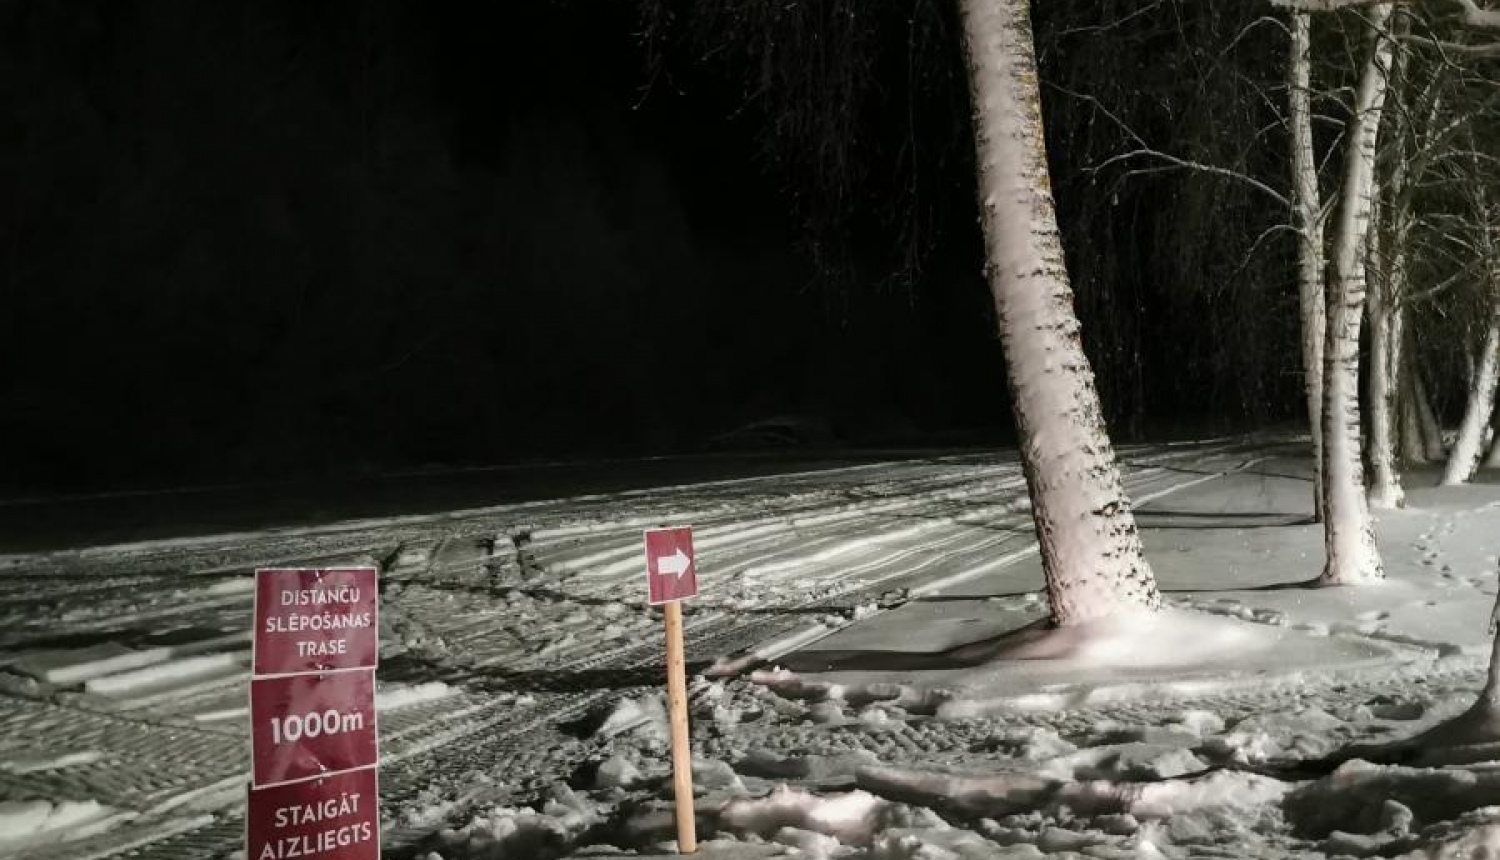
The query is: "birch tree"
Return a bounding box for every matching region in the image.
[1362,23,1423,509]
[1400,368,1429,464]
[1413,365,1448,460]
[1316,3,1393,586]
[1370,51,1454,482]
[957,0,1161,625]
[1443,221,1500,485]
[1289,10,1329,517]
[1364,34,1499,489]
[1366,188,1406,508]
[641,0,1164,628]
[1428,128,1500,483]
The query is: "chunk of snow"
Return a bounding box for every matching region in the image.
[1206,707,1345,764]
[693,758,743,792]
[719,786,889,846]
[1171,710,1226,736]
[1037,743,1207,782]
[986,727,1077,762]
[1120,770,1290,819]
[594,695,668,742]
[770,826,843,858]
[375,681,453,712]
[593,755,641,790]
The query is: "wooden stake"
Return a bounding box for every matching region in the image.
[663,600,696,853]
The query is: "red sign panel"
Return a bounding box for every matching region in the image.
[247,766,379,860]
[645,526,697,605]
[254,568,378,676]
[250,670,378,788]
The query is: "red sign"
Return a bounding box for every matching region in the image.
[247,766,379,860]
[250,670,378,788]
[645,526,697,605]
[254,568,378,676]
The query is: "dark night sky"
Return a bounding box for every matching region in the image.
[1,1,1302,494]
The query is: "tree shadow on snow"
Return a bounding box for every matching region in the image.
[775,616,1091,673]
[380,651,717,694]
[1132,509,1315,529]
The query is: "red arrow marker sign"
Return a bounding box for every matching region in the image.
[250,670,378,788]
[254,568,378,676]
[644,526,697,605]
[247,767,379,860]
[643,525,699,852]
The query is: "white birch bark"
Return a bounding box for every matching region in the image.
[1366,236,1405,508]
[1443,306,1500,485]
[1414,367,1447,461]
[1290,10,1329,520]
[1317,3,1392,586]
[1366,99,1408,508]
[957,0,1161,626]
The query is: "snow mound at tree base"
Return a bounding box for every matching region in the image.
[755,607,1417,718]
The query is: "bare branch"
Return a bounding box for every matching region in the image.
[1401,33,1500,55]
[1269,0,1500,30]
[1088,149,1293,208]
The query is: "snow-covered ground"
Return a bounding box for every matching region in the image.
[2,437,1499,859]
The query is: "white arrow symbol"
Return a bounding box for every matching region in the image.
[657,549,691,578]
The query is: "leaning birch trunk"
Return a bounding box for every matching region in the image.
[1290,10,1328,520]
[1317,3,1392,586]
[1443,306,1500,485]
[1414,366,1446,460]
[957,0,1161,626]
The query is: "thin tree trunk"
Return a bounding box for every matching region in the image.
[1366,251,1404,508]
[1366,85,1408,508]
[1479,591,1500,709]
[1400,364,1426,464]
[1414,365,1446,460]
[1484,406,1500,469]
[1290,10,1327,521]
[1318,3,1392,586]
[1443,308,1500,485]
[957,0,1160,626]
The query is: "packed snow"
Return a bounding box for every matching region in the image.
[2,439,1500,859]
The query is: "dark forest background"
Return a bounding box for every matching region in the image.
[1,1,1311,493]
